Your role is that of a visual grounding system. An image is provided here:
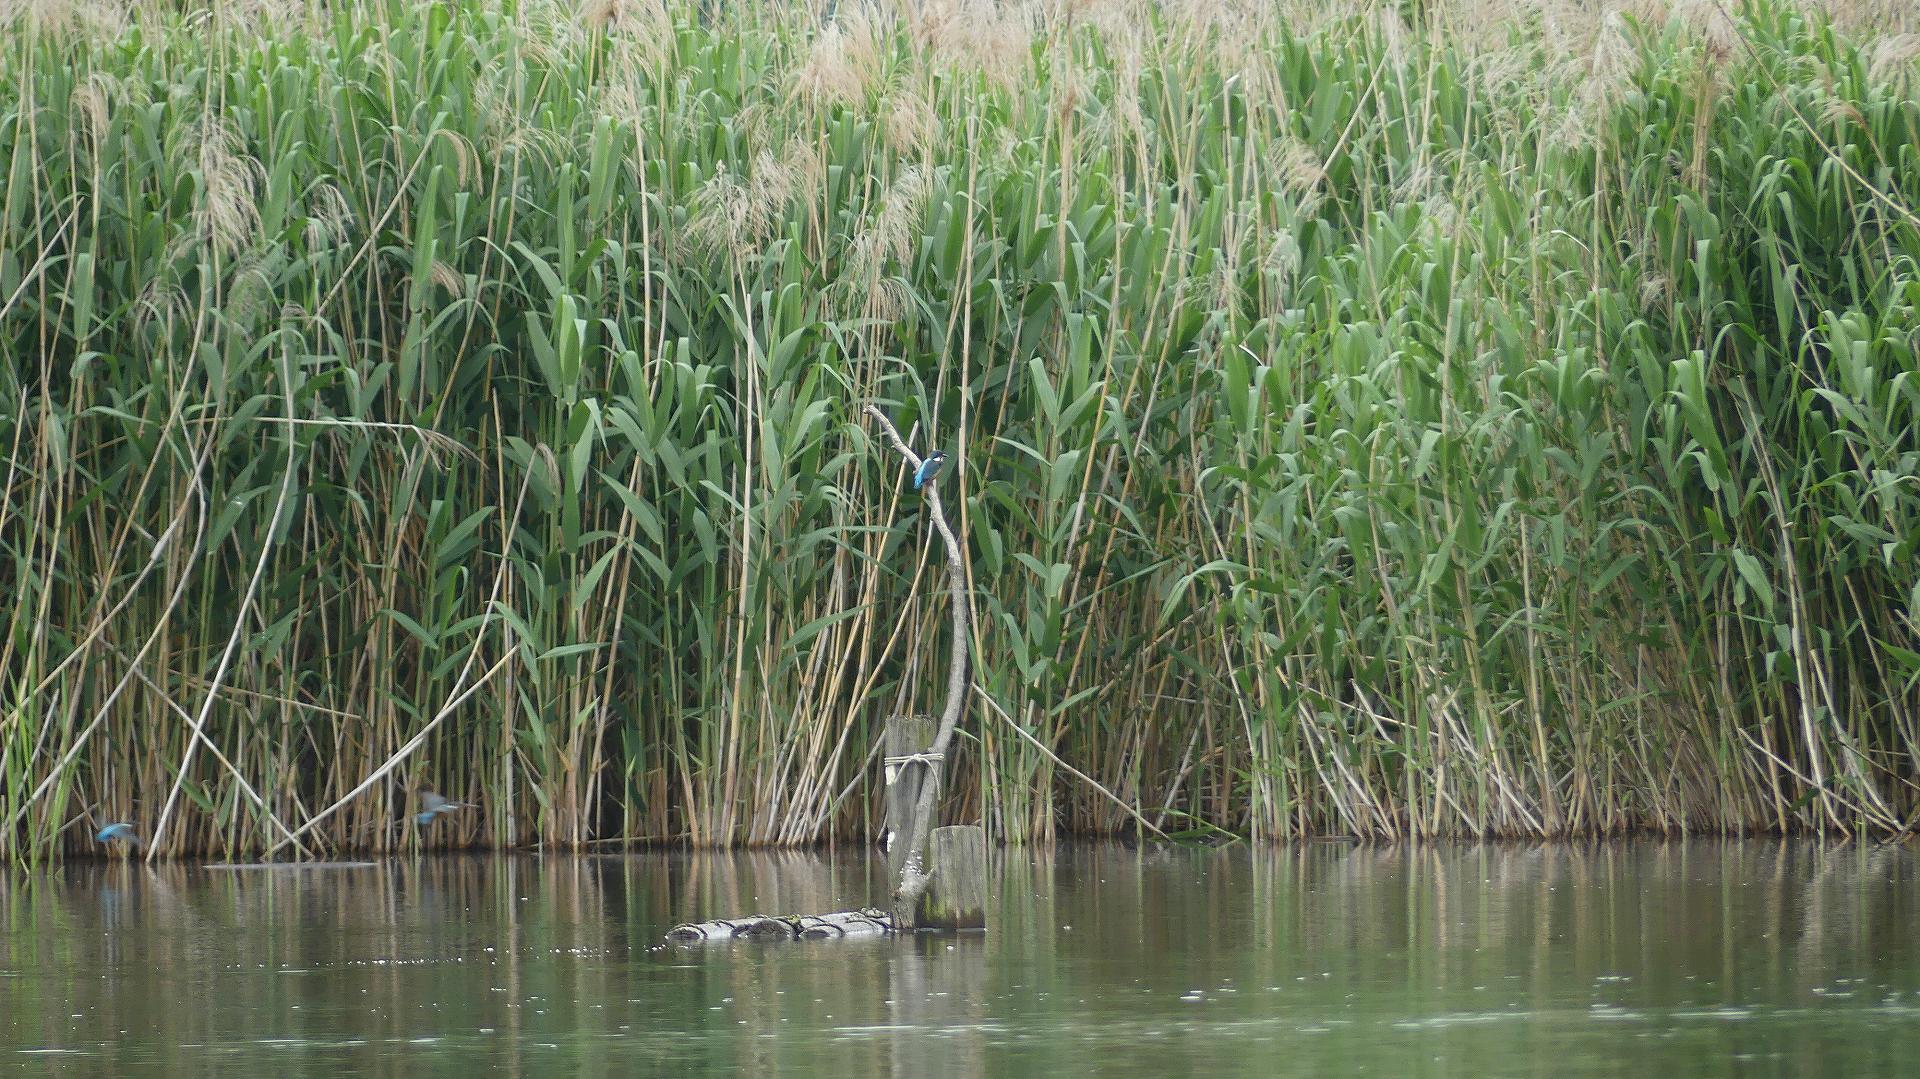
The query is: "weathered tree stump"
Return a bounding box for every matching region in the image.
[918,825,987,929]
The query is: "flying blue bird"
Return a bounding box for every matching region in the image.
[95,822,144,849]
[912,451,948,491]
[415,791,469,827]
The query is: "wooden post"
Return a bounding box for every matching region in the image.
[917,825,986,929]
[884,715,937,885]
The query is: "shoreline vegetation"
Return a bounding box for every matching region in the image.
[4,0,1920,860]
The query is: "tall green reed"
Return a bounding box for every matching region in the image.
[2,0,1918,860]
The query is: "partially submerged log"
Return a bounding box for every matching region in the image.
[659,825,986,943]
[202,861,378,870]
[666,908,894,943]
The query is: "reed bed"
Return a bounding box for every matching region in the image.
[2,0,1919,860]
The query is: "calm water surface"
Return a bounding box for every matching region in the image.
[3,842,1919,1076]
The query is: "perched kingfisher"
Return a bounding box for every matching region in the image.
[415,791,469,827]
[95,822,144,849]
[912,451,948,491]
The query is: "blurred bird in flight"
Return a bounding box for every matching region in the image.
[95,822,144,849]
[415,791,469,827]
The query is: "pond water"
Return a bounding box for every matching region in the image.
[3,842,1919,1075]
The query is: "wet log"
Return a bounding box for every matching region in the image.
[917,825,986,929]
[666,907,894,943]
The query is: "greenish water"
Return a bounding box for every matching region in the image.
[3,842,1919,1076]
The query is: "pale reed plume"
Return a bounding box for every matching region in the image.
[755,136,827,220]
[1868,34,1920,85]
[131,278,189,340]
[304,182,354,250]
[883,88,940,157]
[853,164,932,273]
[70,72,117,152]
[428,259,468,298]
[1666,0,1741,56]
[828,164,930,323]
[908,0,1033,90]
[1819,0,1920,35]
[684,138,825,264]
[578,0,668,39]
[792,4,888,107]
[223,246,286,331]
[1259,228,1303,307]
[174,116,266,262]
[1267,135,1327,198]
[685,165,756,262]
[0,0,128,37]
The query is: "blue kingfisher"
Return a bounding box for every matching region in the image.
[913,451,948,491]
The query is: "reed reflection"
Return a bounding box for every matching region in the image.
[1,842,1916,1077]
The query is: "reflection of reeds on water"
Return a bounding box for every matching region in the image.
[0,843,1916,1073]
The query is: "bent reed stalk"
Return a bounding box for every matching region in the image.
[4,0,1920,860]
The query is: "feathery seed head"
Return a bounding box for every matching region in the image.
[910,0,1033,90]
[71,73,117,151]
[883,88,940,156]
[792,5,888,108]
[177,116,265,261]
[1869,34,1920,84]
[686,164,756,262]
[305,183,354,250]
[429,260,467,297]
[580,0,667,35]
[1269,136,1326,197]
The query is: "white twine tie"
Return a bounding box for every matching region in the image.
[883,752,945,783]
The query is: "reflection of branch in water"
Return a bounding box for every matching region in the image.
[1794,840,1898,981]
[890,935,989,1079]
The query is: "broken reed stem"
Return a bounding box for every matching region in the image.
[122,658,313,856]
[149,343,300,860]
[973,684,1170,842]
[264,463,532,857]
[862,403,969,928]
[265,650,514,856]
[3,475,209,838]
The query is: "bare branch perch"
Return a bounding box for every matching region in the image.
[863,403,970,928]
